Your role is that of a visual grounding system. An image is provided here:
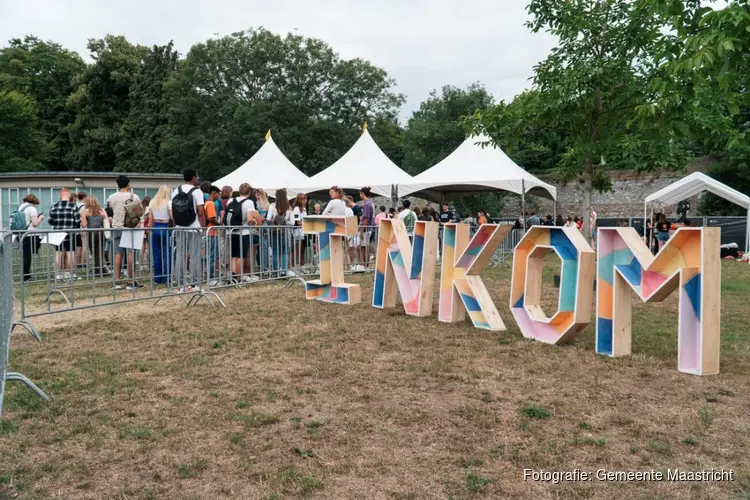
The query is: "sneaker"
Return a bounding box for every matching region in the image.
[286,270,297,277]
[55,274,65,281]
[190,286,202,293]
[241,275,253,283]
[126,281,144,290]
[113,284,123,291]
[208,279,220,287]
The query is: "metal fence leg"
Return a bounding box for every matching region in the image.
[5,372,50,401]
[11,320,42,342]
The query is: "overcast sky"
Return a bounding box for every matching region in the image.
[0,0,556,121]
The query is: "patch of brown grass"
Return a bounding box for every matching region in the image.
[2,260,750,498]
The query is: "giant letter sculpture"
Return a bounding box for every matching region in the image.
[510,226,595,344]
[373,219,439,317]
[303,216,361,304]
[596,227,721,375]
[439,224,511,330]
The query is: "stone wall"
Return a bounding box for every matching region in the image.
[498,158,713,219]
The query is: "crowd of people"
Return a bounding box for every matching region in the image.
[12,172,616,288]
[13,170,319,291]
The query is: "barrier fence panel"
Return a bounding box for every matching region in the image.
[1,231,48,421]
[9,223,526,335]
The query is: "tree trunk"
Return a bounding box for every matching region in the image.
[582,160,593,240]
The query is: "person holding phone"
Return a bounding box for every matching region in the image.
[18,194,43,281]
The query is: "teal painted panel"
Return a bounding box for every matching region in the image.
[559,259,578,312]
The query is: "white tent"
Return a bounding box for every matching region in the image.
[398,134,557,203]
[644,171,750,254]
[290,127,411,198]
[213,133,309,193]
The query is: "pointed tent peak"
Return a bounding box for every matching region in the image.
[362,121,368,132]
[289,123,411,197]
[265,129,271,141]
[212,135,309,193]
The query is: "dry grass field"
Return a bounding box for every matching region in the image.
[2,259,750,499]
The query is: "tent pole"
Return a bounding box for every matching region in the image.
[553,197,557,222]
[649,206,654,252]
[644,201,648,244]
[745,206,749,259]
[521,179,526,234]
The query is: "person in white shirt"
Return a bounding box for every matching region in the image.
[322,186,347,216]
[228,182,261,283]
[266,189,296,277]
[18,194,43,282]
[292,193,308,268]
[169,168,206,292]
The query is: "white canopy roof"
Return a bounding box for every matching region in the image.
[645,171,750,209]
[644,171,750,254]
[398,134,557,202]
[213,135,309,193]
[290,128,411,198]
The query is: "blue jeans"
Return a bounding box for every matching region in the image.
[271,232,289,274]
[206,236,219,279]
[151,223,172,284]
[255,229,270,273]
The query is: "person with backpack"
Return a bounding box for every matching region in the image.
[12,194,43,282]
[106,175,143,289]
[170,168,206,292]
[224,182,260,283]
[266,189,295,278]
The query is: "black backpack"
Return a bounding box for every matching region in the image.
[172,186,198,226]
[224,198,249,226]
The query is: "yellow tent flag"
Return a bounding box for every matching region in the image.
[362,121,368,131]
[265,129,271,141]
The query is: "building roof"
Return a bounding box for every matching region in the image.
[0,171,182,179]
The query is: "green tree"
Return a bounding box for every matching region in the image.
[162,28,404,180]
[643,0,749,215]
[0,90,49,171]
[66,35,147,171]
[645,0,749,119]
[468,0,689,236]
[0,35,85,170]
[403,83,494,175]
[402,84,503,216]
[116,42,180,172]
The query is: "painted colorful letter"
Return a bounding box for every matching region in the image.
[439,224,511,330]
[596,227,721,375]
[372,219,439,317]
[303,216,361,304]
[510,227,595,344]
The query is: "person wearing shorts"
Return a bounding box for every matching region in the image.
[47,188,81,279]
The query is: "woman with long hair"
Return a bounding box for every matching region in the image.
[220,185,233,211]
[80,196,108,276]
[266,188,295,277]
[292,193,308,269]
[322,186,347,216]
[148,186,173,284]
[656,213,670,251]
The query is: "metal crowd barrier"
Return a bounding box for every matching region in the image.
[8,223,525,337]
[1,231,48,421]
